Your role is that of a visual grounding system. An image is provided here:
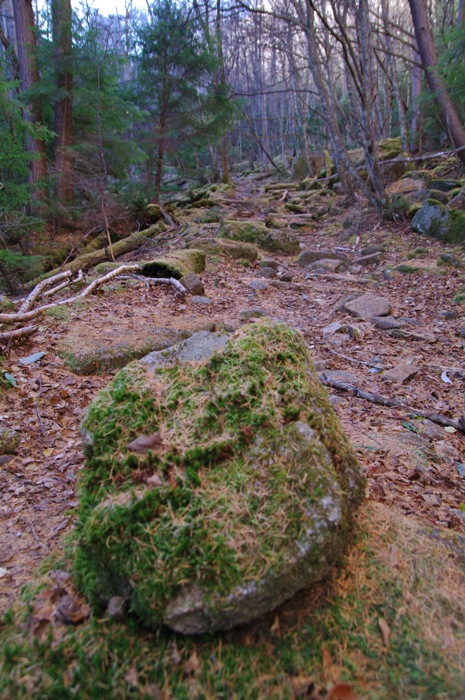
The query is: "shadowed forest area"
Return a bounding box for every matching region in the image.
[1,0,465,288]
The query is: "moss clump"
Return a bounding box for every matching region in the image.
[74,321,363,630]
[406,247,429,260]
[452,286,465,304]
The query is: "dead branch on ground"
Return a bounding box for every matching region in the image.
[0,265,187,343]
[320,373,465,434]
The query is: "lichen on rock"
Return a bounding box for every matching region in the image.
[74,320,364,633]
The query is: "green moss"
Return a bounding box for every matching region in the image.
[452,286,465,304]
[140,250,206,279]
[74,321,363,627]
[406,247,429,260]
[1,504,463,698]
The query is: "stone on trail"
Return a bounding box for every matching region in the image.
[179,272,205,295]
[305,259,347,273]
[75,320,364,634]
[190,237,259,262]
[381,364,420,384]
[344,293,391,321]
[256,266,278,279]
[296,249,350,267]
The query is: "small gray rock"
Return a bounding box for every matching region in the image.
[239,308,268,321]
[381,364,420,384]
[256,266,278,279]
[372,316,402,330]
[248,280,268,291]
[460,327,465,339]
[141,331,230,370]
[106,596,127,621]
[279,272,294,282]
[439,254,463,269]
[344,293,391,321]
[306,259,347,273]
[190,296,212,305]
[321,369,359,384]
[296,250,349,267]
[179,272,205,295]
[354,253,382,266]
[361,244,385,256]
[260,259,279,269]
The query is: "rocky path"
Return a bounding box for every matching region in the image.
[1,174,465,615]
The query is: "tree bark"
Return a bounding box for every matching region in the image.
[407,0,465,165]
[12,0,47,200]
[52,0,73,204]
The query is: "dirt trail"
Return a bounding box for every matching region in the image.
[1,175,465,614]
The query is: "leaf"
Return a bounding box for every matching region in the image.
[327,684,359,699]
[3,372,17,387]
[441,371,452,384]
[444,426,457,433]
[127,432,164,454]
[402,421,418,433]
[18,352,46,365]
[183,649,200,676]
[378,616,391,648]
[124,667,139,688]
[0,567,9,578]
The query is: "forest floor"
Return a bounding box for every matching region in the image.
[1,173,465,698]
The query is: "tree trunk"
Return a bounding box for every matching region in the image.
[12,0,47,201]
[52,0,73,204]
[407,0,465,165]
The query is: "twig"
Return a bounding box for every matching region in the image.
[34,376,46,436]
[320,373,465,434]
[43,270,84,298]
[324,347,387,371]
[29,523,48,550]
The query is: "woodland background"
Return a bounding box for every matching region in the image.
[1,0,465,289]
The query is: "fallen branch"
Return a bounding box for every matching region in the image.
[44,270,84,298]
[19,270,73,313]
[320,373,465,434]
[0,325,38,342]
[0,265,140,324]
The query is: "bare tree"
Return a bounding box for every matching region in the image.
[407,0,465,165]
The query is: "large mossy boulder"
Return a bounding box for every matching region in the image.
[189,237,259,262]
[140,249,206,279]
[411,200,465,243]
[218,220,300,255]
[75,321,365,634]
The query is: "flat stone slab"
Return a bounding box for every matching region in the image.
[344,293,391,321]
[381,364,420,384]
[76,320,364,634]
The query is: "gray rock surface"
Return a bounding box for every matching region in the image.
[411,200,465,243]
[179,272,205,295]
[256,266,278,279]
[381,364,420,384]
[344,294,391,321]
[296,250,350,267]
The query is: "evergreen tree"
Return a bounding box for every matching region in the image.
[136,0,232,198]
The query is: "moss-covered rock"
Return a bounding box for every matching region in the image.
[74,320,364,633]
[0,295,15,313]
[218,220,300,255]
[0,427,20,454]
[411,200,465,243]
[146,203,162,222]
[189,237,259,262]
[140,249,206,279]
